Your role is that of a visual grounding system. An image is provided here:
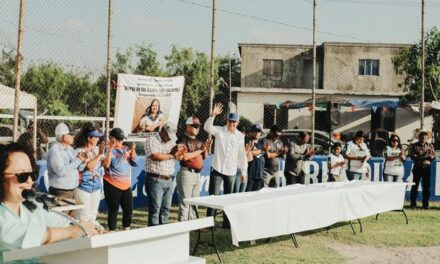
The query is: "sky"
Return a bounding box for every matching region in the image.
[0,0,439,76]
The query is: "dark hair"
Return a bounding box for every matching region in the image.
[298,132,309,140]
[74,122,95,148]
[332,142,342,150]
[0,143,37,211]
[353,130,365,140]
[143,99,162,118]
[389,134,402,149]
[270,125,282,133]
[418,131,428,140]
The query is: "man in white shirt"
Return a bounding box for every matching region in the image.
[204,103,248,228]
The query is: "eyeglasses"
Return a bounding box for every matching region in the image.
[391,139,399,142]
[4,171,38,183]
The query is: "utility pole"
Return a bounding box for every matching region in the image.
[420,0,425,130]
[209,0,216,116]
[106,0,113,139]
[311,0,317,148]
[229,52,232,112]
[13,0,25,142]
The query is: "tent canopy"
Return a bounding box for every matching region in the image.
[0,83,37,110]
[275,97,400,109]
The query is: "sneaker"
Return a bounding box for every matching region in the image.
[422,206,430,210]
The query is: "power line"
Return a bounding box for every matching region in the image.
[318,0,440,8]
[177,0,372,42]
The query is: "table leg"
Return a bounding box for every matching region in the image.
[357,219,363,233]
[375,210,408,224]
[290,234,299,248]
[349,221,357,235]
[191,207,223,264]
[400,209,409,224]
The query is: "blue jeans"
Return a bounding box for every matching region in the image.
[346,171,363,181]
[233,169,247,193]
[383,173,402,182]
[207,169,236,227]
[145,176,173,226]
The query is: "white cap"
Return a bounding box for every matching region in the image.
[185,116,202,126]
[55,123,70,137]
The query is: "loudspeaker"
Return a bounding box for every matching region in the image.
[330,109,340,126]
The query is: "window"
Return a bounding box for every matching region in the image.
[263,59,283,78]
[358,59,380,76]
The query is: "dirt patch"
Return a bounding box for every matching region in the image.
[328,242,440,264]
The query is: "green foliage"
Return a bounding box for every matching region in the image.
[165,45,211,119]
[134,44,164,76]
[239,116,252,131]
[0,49,16,87]
[1,44,241,123]
[393,27,440,103]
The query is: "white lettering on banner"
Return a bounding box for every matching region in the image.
[373,162,381,182]
[305,161,319,184]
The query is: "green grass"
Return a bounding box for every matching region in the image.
[97,202,440,263]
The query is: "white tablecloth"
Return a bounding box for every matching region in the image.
[185,181,406,246]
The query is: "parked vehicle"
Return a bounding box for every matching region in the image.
[280,129,344,155]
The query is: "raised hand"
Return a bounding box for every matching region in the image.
[98,141,105,154]
[212,103,224,117]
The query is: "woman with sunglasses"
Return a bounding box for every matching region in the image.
[74,122,106,230]
[0,143,97,263]
[383,134,406,182]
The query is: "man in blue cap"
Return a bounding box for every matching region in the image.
[204,103,248,228]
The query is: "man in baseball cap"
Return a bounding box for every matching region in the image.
[46,123,87,206]
[144,121,185,226]
[176,116,210,221]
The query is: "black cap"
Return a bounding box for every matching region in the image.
[110,127,126,140]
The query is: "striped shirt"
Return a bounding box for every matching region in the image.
[144,133,176,176]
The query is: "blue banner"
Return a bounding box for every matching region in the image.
[35,155,440,209]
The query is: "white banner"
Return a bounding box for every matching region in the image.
[114,74,185,138]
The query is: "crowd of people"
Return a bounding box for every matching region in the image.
[0,102,436,262]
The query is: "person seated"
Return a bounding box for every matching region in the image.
[0,143,97,263]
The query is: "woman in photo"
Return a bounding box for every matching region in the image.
[139,99,165,132]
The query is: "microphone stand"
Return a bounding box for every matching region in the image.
[49,209,90,238]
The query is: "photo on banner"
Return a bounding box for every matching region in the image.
[114,74,185,138]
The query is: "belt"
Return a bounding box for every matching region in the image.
[182,166,201,173]
[148,173,171,180]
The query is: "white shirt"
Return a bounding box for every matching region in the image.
[344,141,370,173]
[383,146,404,176]
[0,203,70,263]
[204,117,248,176]
[330,153,345,176]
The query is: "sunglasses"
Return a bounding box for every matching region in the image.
[391,139,399,142]
[190,124,201,129]
[4,171,38,183]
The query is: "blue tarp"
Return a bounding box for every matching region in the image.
[349,98,400,109]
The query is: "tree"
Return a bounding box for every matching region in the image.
[0,49,16,87]
[165,45,211,120]
[393,27,440,103]
[134,44,165,76]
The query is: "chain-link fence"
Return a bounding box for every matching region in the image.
[1,0,439,156]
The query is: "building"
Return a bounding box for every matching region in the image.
[232,42,431,142]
